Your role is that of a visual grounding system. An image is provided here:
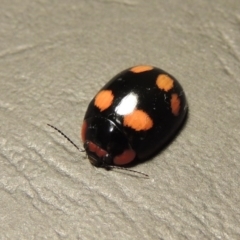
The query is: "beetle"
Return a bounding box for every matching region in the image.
[48,65,188,177]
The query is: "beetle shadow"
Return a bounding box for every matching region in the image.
[124,111,189,168]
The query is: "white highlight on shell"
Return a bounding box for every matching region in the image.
[115,92,138,115]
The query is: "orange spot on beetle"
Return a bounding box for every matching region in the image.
[130,65,154,73]
[171,94,181,116]
[156,74,174,92]
[94,90,114,112]
[123,110,153,131]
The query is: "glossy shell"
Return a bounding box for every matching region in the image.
[82,65,188,167]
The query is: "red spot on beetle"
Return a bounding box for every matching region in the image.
[171,94,181,116]
[113,149,136,165]
[81,120,87,142]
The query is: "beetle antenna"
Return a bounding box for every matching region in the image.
[105,165,149,178]
[47,124,85,152]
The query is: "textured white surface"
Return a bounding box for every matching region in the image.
[0,0,240,239]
